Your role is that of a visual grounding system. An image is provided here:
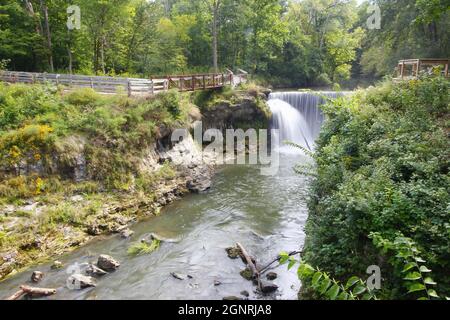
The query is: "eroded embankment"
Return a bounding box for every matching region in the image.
[0,83,271,281]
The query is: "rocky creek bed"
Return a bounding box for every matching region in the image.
[0,153,310,300]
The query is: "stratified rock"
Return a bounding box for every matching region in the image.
[186,174,212,193]
[266,272,278,280]
[67,274,96,289]
[85,264,108,277]
[97,255,120,271]
[51,261,63,270]
[31,271,44,283]
[260,280,278,294]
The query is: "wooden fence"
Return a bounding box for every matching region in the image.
[0,70,248,97]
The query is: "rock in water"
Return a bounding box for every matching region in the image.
[67,274,96,289]
[240,268,253,281]
[97,255,120,271]
[51,261,63,270]
[31,271,44,283]
[266,272,278,280]
[86,264,108,277]
[120,228,134,239]
[223,296,242,301]
[240,290,250,297]
[171,272,193,281]
[226,247,242,259]
[260,280,278,294]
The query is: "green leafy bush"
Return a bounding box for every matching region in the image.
[303,76,450,299]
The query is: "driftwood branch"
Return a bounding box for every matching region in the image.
[236,242,261,289]
[6,285,57,300]
[259,251,302,275]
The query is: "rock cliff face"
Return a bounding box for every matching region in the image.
[200,91,271,133]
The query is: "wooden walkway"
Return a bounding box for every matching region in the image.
[394,58,449,80]
[0,70,248,97]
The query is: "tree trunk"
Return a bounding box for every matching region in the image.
[41,1,54,72]
[212,4,219,73]
[67,46,73,74]
[100,35,106,74]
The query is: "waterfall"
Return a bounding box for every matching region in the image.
[268,91,345,153]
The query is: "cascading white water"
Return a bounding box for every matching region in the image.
[268,91,345,153]
[268,99,313,153]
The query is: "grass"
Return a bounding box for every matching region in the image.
[128,239,161,256]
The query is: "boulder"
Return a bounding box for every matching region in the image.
[240,290,250,297]
[187,176,212,193]
[240,268,253,281]
[226,247,242,259]
[85,264,108,277]
[223,296,242,301]
[266,272,278,280]
[31,271,44,283]
[120,228,134,239]
[67,274,96,289]
[214,280,222,286]
[51,261,63,270]
[260,280,278,294]
[97,255,120,271]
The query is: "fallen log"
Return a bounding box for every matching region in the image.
[236,242,261,289]
[6,285,57,300]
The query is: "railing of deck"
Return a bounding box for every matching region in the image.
[0,70,248,96]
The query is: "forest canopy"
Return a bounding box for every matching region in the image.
[0,0,449,87]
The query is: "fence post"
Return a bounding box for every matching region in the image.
[203,75,206,89]
[127,79,131,97]
[150,80,154,96]
[90,77,94,89]
[192,76,195,91]
[180,77,184,92]
[56,74,60,85]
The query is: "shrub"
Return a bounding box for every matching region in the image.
[303,76,450,299]
[65,88,101,107]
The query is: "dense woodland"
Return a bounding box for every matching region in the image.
[1,0,449,87]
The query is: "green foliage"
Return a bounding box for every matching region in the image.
[279,253,377,300]
[371,233,443,300]
[128,239,161,256]
[358,0,450,78]
[303,76,450,299]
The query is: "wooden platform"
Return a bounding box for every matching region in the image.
[394,58,449,80]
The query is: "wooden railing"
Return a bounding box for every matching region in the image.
[0,70,248,96]
[394,58,449,80]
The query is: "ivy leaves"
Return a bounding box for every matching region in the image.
[371,233,443,300]
[280,253,377,301]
